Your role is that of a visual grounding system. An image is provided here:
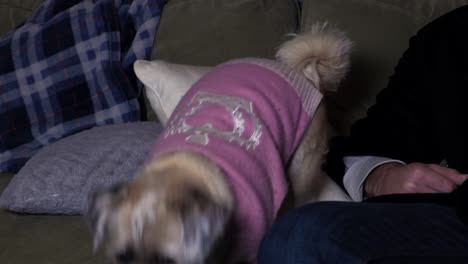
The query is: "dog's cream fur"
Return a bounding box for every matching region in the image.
[279,22,353,205]
[88,22,352,264]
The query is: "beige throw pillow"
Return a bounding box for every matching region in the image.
[134,60,212,125]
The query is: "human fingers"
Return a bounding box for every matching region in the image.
[427,164,468,185]
[366,163,458,196]
[418,167,458,193]
[414,185,441,194]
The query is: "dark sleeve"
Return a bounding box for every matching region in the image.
[323,5,468,189]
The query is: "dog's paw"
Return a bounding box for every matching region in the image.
[87,176,232,264]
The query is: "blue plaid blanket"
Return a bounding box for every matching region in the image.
[0,0,167,172]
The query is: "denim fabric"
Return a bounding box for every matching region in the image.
[259,202,468,264]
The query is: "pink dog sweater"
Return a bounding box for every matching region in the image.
[150,58,322,262]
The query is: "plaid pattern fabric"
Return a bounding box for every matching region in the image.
[0,0,167,173]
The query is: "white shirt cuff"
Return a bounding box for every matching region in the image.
[343,156,405,201]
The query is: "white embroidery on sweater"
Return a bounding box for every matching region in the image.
[165,92,262,150]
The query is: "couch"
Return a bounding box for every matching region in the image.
[0,0,467,263]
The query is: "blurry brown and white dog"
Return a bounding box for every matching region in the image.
[87,23,352,264]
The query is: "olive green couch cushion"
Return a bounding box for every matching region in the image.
[0,0,42,36]
[301,0,468,134]
[151,0,300,66]
[0,173,105,263]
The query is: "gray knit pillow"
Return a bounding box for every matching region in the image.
[0,122,162,215]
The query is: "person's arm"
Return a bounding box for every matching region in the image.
[364,162,468,197]
[324,19,444,191]
[325,6,468,197]
[342,156,405,201]
[342,155,468,201]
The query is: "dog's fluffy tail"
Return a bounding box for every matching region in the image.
[276,22,352,92]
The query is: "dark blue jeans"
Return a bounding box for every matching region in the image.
[258,202,468,264]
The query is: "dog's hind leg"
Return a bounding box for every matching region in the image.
[287,103,350,206]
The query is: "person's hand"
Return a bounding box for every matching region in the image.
[364,162,468,197]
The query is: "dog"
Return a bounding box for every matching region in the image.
[87,22,352,264]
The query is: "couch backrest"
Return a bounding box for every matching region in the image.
[151,0,300,66]
[4,0,468,129]
[0,0,42,36]
[301,0,468,134]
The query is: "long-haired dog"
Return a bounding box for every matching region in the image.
[87,23,352,264]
